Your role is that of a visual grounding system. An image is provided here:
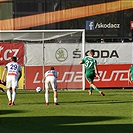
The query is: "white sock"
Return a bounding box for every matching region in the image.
[7,90,11,101]
[12,91,16,103]
[54,98,58,103]
[45,92,49,103]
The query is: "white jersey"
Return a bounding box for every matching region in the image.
[45,70,57,78]
[5,61,22,77]
[5,61,22,89]
[45,70,58,91]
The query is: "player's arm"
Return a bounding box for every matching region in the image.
[1,68,7,83]
[18,70,22,81]
[54,71,58,78]
[80,58,85,64]
[94,65,100,78]
[94,60,100,78]
[79,60,84,64]
[42,71,48,82]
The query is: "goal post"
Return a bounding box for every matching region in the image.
[0,30,85,90]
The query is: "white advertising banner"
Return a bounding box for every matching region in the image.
[25,42,132,66]
[25,43,82,66]
[85,42,132,64]
[25,43,43,66]
[44,43,82,66]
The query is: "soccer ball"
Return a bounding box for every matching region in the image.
[36,87,42,92]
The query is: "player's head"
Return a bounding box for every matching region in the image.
[50,66,55,70]
[90,49,95,56]
[11,56,17,62]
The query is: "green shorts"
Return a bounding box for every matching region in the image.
[85,71,95,82]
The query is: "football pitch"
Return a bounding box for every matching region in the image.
[0,89,133,133]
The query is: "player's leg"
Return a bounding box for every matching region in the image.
[6,77,12,105]
[86,74,99,95]
[11,88,16,106]
[90,83,105,96]
[53,90,58,105]
[45,78,49,105]
[50,77,58,105]
[87,78,105,96]
[11,77,18,106]
[86,72,95,95]
[7,88,12,105]
[90,83,100,93]
[86,72,105,96]
[88,86,93,95]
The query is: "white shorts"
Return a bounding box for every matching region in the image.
[45,76,57,91]
[6,76,18,89]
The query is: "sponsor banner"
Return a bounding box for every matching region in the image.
[25,64,132,90]
[89,64,131,88]
[86,43,132,64]
[25,43,82,66]
[0,66,24,89]
[25,65,82,90]
[25,42,132,66]
[0,42,24,66]
[86,20,120,30]
[25,66,43,89]
[25,43,43,66]
[45,43,82,66]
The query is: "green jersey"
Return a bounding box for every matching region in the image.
[82,56,97,82]
[130,65,133,81]
[82,56,97,71]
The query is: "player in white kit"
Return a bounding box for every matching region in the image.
[44,66,58,106]
[1,57,22,106]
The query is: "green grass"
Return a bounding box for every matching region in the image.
[0,89,133,133]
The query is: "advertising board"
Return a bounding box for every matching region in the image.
[25,64,131,90]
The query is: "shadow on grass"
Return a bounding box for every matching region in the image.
[0,115,132,133]
[59,99,133,105]
[0,110,27,115]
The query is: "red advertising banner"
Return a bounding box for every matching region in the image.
[25,65,82,90]
[25,64,131,90]
[0,42,24,66]
[87,64,131,88]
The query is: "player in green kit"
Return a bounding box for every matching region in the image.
[128,64,133,84]
[80,49,105,96]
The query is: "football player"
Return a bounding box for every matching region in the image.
[1,56,22,106]
[44,66,58,106]
[80,49,105,96]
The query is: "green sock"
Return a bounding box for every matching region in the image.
[94,86,100,93]
[90,86,93,93]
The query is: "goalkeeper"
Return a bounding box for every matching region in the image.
[80,49,105,96]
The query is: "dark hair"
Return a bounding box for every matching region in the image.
[90,49,95,55]
[50,66,55,70]
[85,49,95,56]
[12,57,17,62]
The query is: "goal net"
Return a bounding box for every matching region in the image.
[0,30,85,90]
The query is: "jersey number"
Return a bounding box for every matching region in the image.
[10,64,17,70]
[84,60,93,68]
